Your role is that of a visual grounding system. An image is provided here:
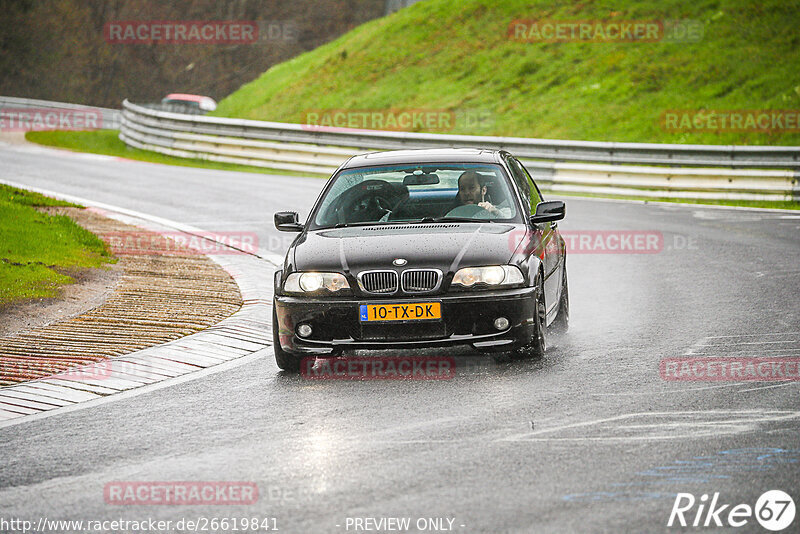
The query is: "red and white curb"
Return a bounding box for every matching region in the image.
[0,184,280,426]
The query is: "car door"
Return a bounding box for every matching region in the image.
[507,156,562,317]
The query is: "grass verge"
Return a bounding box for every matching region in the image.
[0,184,114,306]
[25,130,312,177]
[547,191,800,210]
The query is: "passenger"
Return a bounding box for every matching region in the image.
[455,170,512,218]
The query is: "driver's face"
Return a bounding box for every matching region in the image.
[458,176,484,205]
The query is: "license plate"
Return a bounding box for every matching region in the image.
[360,302,441,322]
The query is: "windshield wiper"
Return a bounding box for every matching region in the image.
[332,221,400,228]
[424,216,493,223]
[333,222,378,228]
[400,217,493,224]
[332,217,492,228]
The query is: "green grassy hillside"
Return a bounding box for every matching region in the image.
[213,0,800,145]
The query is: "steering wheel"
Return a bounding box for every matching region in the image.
[386,196,418,221]
[443,203,491,218]
[328,180,407,224]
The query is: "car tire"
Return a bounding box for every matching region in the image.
[273,309,303,372]
[550,262,569,335]
[494,276,546,362]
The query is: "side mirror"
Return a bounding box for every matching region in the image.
[530,201,565,224]
[274,211,304,232]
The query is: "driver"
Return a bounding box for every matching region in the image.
[455,171,512,218]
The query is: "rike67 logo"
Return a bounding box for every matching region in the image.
[668,490,795,531]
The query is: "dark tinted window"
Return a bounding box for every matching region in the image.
[507,156,544,215]
[311,163,520,229]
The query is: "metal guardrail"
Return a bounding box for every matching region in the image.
[120,100,799,202]
[0,96,121,130]
[121,100,800,169]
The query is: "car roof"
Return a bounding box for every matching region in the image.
[342,148,504,169]
[163,93,215,103]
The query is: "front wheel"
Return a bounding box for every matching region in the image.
[494,280,546,362]
[273,309,302,372]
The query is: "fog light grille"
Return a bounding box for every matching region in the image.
[494,317,510,331]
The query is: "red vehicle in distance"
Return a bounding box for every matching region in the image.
[161,93,217,113]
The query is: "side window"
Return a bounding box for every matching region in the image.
[507,156,540,215]
[516,158,543,208]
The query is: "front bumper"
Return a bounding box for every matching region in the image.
[274,286,537,356]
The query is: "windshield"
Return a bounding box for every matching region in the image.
[311,163,519,229]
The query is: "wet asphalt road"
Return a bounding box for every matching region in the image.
[1,142,799,533]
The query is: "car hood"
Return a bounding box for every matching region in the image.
[290,223,526,274]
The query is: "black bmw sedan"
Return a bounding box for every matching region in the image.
[272,148,568,371]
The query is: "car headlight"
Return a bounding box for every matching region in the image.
[284,272,351,294]
[451,265,524,288]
